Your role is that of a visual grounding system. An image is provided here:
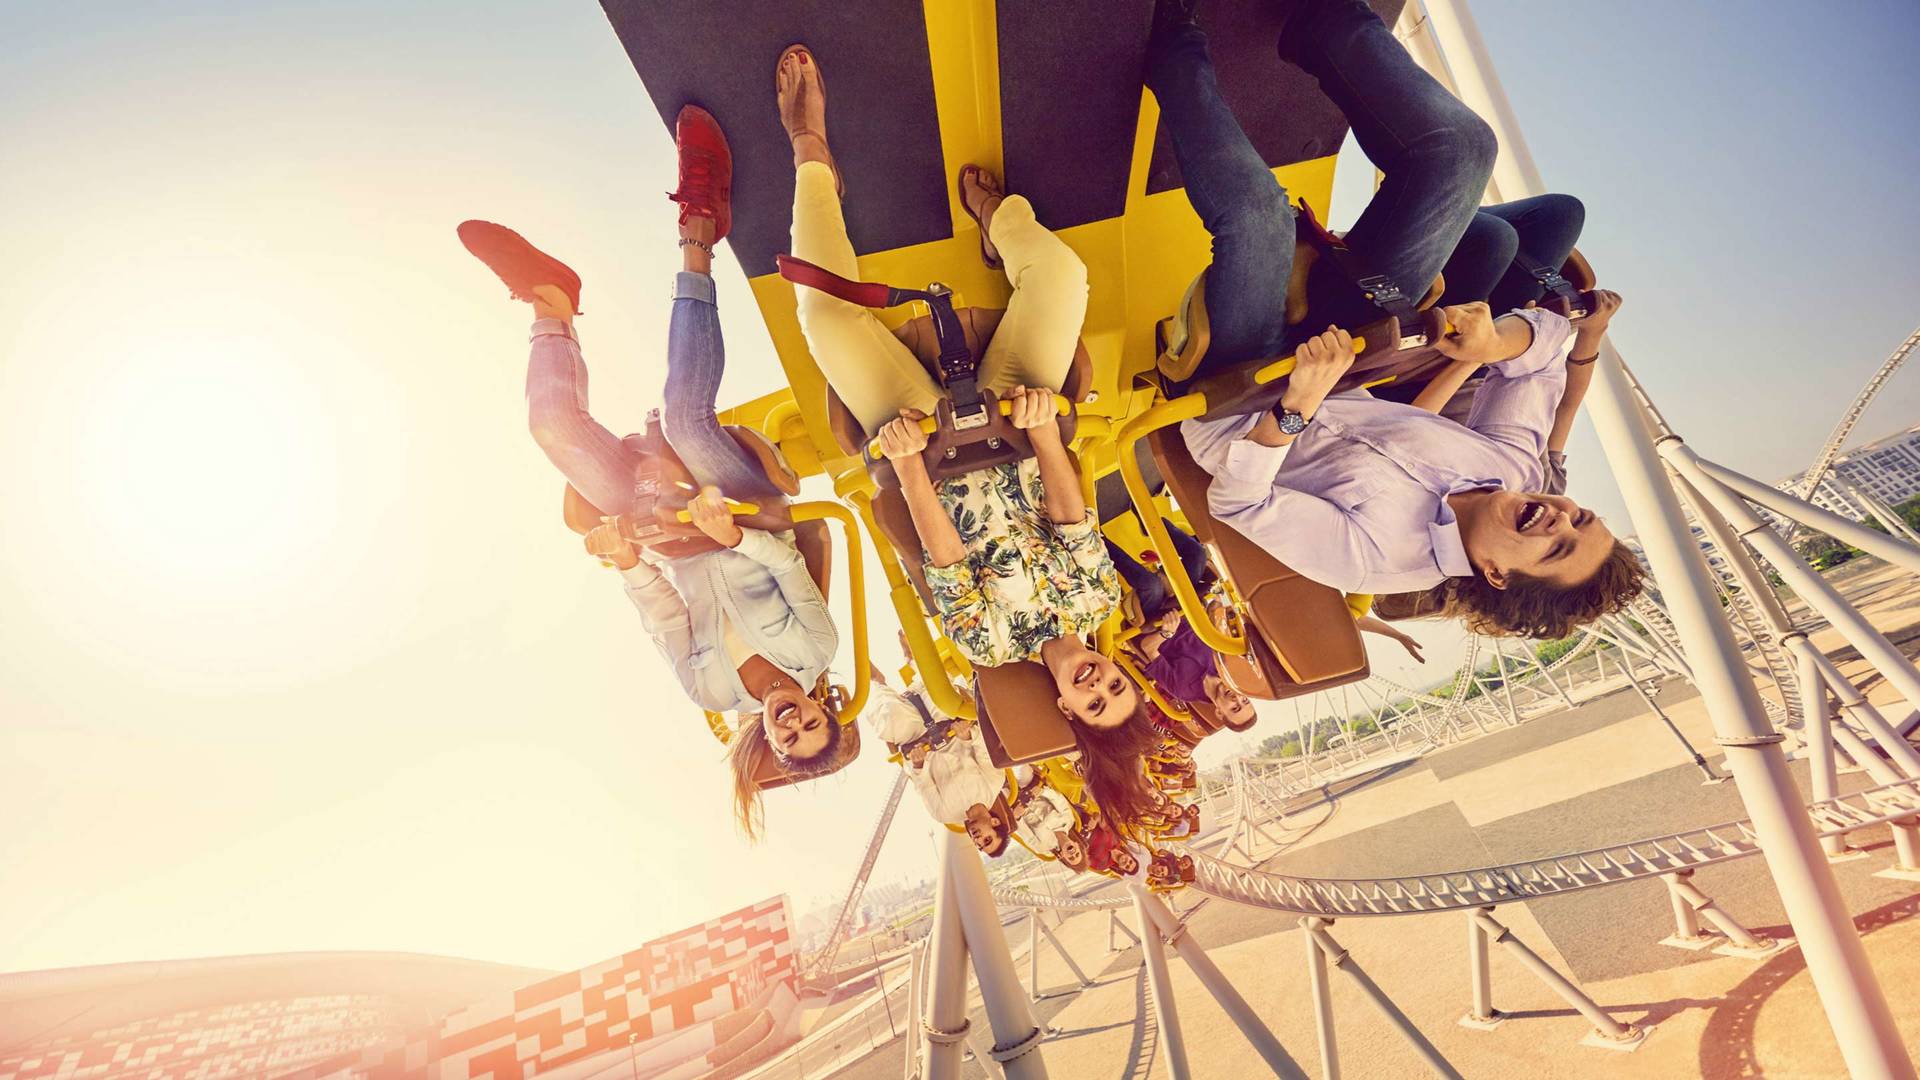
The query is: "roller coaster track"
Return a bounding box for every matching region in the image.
[803,771,909,981]
[987,777,1920,919]
[1794,323,1920,511]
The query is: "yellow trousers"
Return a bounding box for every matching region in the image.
[790,161,1089,435]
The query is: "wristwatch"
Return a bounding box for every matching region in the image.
[1274,405,1311,436]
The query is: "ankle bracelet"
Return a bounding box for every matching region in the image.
[679,237,714,256]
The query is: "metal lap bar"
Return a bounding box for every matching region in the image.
[1114,393,1246,656]
[863,394,1073,461]
[792,500,870,722]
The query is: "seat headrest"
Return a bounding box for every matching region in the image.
[750,720,863,791]
[974,663,1076,767]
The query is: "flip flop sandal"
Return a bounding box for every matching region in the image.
[957,164,1004,269]
[777,44,844,199]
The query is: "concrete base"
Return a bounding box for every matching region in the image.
[1872,865,1920,882]
[1826,846,1873,864]
[1580,1023,1651,1053]
[1656,932,1722,952]
[1457,1010,1506,1031]
[1711,936,1795,961]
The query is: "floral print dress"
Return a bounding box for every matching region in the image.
[922,459,1122,667]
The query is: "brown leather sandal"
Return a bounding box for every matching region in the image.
[957,164,1004,269]
[776,44,844,199]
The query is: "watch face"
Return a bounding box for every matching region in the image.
[1277,408,1308,435]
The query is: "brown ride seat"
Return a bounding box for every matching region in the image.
[559,417,849,790]
[826,308,1094,767]
[1147,421,1371,699]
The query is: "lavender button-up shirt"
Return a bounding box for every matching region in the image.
[1181,308,1575,596]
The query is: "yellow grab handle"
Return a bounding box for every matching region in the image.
[1253,335,1368,386]
[673,499,761,522]
[865,394,1073,460]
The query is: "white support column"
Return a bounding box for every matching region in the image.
[1410,1,1916,1072]
[943,832,1049,1080]
[1132,887,1191,1080]
[923,842,972,1080]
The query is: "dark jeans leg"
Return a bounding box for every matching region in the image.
[525,323,644,515]
[1285,0,1496,329]
[1160,519,1218,596]
[1145,21,1295,373]
[1480,194,1586,312]
[1436,211,1517,307]
[661,272,783,501]
[1106,538,1175,619]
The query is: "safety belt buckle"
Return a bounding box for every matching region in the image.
[1355,274,1407,308]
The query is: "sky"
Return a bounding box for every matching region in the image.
[2,0,1917,977]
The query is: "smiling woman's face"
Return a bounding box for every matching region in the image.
[1054,654,1138,729]
[760,683,832,759]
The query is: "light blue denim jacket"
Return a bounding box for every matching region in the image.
[620,527,838,713]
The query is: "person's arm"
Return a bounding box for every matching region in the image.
[687,485,838,660]
[1545,291,1621,454]
[1199,328,1375,593]
[1409,360,1482,415]
[1009,386,1085,525]
[1356,614,1425,663]
[878,411,971,568]
[619,562,706,703]
[1434,302,1575,463]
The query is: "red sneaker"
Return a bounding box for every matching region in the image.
[667,104,733,242]
[456,221,582,313]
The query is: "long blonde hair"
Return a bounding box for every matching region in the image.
[727,674,847,841]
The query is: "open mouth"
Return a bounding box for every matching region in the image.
[1073,661,1097,687]
[1516,500,1547,533]
[774,702,799,724]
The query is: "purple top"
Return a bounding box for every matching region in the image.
[1142,619,1217,704]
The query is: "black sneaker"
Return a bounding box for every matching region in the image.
[456,220,583,313]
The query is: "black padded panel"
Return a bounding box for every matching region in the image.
[996,1,1155,230]
[1146,0,1406,196]
[599,1,951,278]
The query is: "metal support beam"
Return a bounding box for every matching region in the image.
[1462,908,1500,1028]
[1132,886,1191,1080]
[1301,917,1339,1080]
[1470,910,1643,1050]
[1035,913,1093,990]
[942,831,1049,1079]
[1135,888,1309,1080]
[1304,918,1463,1078]
[923,842,972,1080]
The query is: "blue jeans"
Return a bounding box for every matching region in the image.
[1106,523,1215,622]
[525,271,779,515]
[1145,2,1496,373]
[1438,195,1586,313]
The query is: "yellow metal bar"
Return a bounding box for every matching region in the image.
[1114,394,1247,656]
[1251,335,1367,386]
[793,500,870,723]
[672,499,762,521]
[863,394,1073,460]
[847,490,977,721]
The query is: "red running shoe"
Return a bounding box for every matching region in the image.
[456,220,582,314]
[667,104,733,242]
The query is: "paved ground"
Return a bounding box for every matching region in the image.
[801,562,1920,1079]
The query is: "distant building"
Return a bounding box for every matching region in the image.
[1779,423,1920,521]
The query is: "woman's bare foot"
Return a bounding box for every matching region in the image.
[530,285,575,324]
[959,165,1005,266]
[776,46,834,176]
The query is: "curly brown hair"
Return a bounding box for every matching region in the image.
[1388,539,1644,640]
